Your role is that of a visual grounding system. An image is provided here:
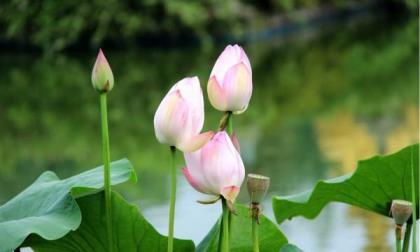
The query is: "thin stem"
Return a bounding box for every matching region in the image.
[410,147,417,252]
[396,226,403,252]
[252,217,259,252]
[224,111,233,237]
[403,222,413,252]
[168,146,177,252]
[225,111,233,135]
[221,198,230,252]
[100,93,113,252]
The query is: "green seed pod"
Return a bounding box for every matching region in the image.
[247,174,270,204]
[390,199,412,226]
[92,49,114,93]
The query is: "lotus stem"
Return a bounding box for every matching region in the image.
[223,111,234,237]
[168,146,177,252]
[252,211,259,252]
[226,111,233,135]
[396,225,403,252]
[221,198,230,252]
[410,147,417,252]
[403,222,412,252]
[218,111,233,134]
[100,93,113,251]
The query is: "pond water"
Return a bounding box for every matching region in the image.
[0,13,418,252]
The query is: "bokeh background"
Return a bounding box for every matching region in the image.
[0,0,418,251]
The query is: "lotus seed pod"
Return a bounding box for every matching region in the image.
[92,49,114,93]
[247,174,270,204]
[390,199,412,225]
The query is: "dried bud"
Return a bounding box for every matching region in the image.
[91,49,114,93]
[247,174,270,204]
[390,199,412,226]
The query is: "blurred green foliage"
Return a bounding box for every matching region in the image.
[0,0,417,52]
[0,15,417,204]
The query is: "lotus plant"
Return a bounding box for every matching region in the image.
[153,76,213,252]
[183,131,245,251]
[91,49,114,251]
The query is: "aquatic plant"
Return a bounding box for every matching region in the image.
[0,43,417,252]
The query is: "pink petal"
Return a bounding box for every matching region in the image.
[221,185,240,202]
[207,76,228,112]
[230,132,240,153]
[210,45,243,84]
[177,131,214,152]
[201,132,241,194]
[222,62,252,113]
[182,167,207,194]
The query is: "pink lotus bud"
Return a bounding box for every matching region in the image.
[182,131,245,203]
[91,49,114,93]
[154,77,213,152]
[207,44,252,114]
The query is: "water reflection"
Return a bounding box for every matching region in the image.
[0,15,418,251]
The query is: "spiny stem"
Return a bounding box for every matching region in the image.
[403,222,413,252]
[252,217,259,252]
[224,111,233,236]
[100,93,113,252]
[168,146,177,252]
[221,198,230,252]
[410,147,417,252]
[225,111,233,135]
[396,225,403,252]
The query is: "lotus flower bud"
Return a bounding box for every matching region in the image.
[247,174,270,204]
[154,77,213,152]
[390,199,412,226]
[182,131,245,203]
[208,44,252,114]
[91,49,114,93]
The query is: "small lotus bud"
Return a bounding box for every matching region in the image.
[247,174,270,204]
[390,199,412,226]
[91,49,114,93]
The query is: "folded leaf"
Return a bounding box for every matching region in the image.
[0,159,136,251]
[197,204,287,251]
[273,144,419,224]
[25,191,195,251]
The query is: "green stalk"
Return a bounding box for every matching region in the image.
[224,111,233,237]
[168,146,177,252]
[100,93,113,252]
[252,217,259,252]
[403,222,413,252]
[221,198,230,252]
[410,147,417,252]
[396,228,402,252]
[226,111,233,135]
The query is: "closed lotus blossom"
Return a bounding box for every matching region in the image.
[182,131,245,203]
[91,49,114,93]
[154,77,213,152]
[207,44,253,114]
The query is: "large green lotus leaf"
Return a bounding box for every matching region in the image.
[25,191,195,251]
[197,204,287,252]
[273,144,419,224]
[0,159,136,252]
[280,244,304,252]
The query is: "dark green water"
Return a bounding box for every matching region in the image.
[0,15,418,252]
